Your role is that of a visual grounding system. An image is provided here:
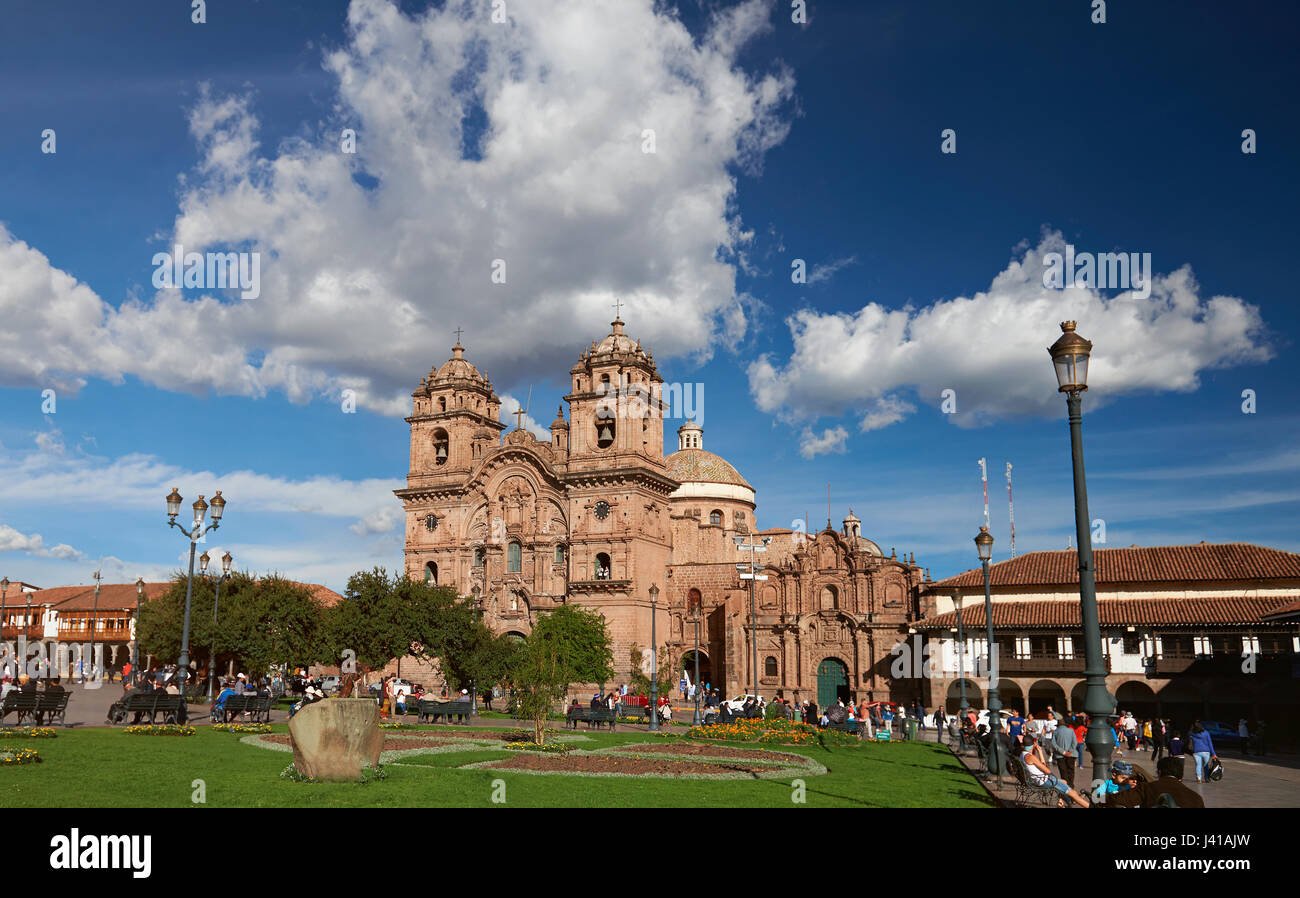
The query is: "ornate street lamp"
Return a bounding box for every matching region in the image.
[164,488,227,721]
[648,584,660,732]
[975,525,1002,787]
[1048,320,1114,795]
[734,534,770,702]
[204,551,233,700]
[133,578,144,686]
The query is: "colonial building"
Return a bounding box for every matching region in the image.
[916,543,1300,724]
[397,317,931,704]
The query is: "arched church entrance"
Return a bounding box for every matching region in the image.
[817,657,850,708]
[680,650,711,692]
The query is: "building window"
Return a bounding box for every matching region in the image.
[424,562,438,584]
[819,585,838,610]
[473,547,485,567]
[554,545,565,565]
[764,656,778,677]
[709,510,722,526]
[507,542,522,573]
[595,553,611,580]
[433,428,449,465]
[1121,633,1142,654]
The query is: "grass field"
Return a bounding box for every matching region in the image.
[0,725,995,808]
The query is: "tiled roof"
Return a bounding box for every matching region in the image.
[664,448,753,489]
[1262,599,1300,621]
[916,595,1299,630]
[27,580,343,611]
[925,543,1300,590]
[33,583,169,611]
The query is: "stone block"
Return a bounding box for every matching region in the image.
[288,698,382,781]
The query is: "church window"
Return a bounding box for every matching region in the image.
[433,428,449,465]
[439,396,446,412]
[764,656,778,677]
[507,542,522,573]
[424,562,438,584]
[709,510,722,526]
[473,547,485,567]
[595,553,611,579]
[687,588,702,615]
[554,545,565,564]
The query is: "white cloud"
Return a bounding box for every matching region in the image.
[798,426,848,459]
[498,393,552,441]
[0,0,795,413]
[750,230,1272,430]
[807,254,858,285]
[349,505,402,537]
[0,524,86,562]
[858,395,915,433]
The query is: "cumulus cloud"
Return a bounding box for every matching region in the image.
[0,524,86,561]
[750,230,1272,430]
[799,426,848,459]
[0,0,794,411]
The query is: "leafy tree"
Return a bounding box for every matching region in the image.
[628,643,675,701]
[509,605,613,744]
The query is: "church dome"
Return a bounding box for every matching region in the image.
[665,449,753,490]
[594,317,637,355]
[433,343,484,383]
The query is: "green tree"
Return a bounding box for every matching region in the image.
[628,643,675,701]
[509,605,613,744]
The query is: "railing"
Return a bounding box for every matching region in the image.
[1147,651,1299,678]
[995,656,1096,674]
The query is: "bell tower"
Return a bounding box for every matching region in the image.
[565,314,668,468]
[408,339,503,478]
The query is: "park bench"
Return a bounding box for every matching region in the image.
[418,700,472,724]
[216,694,273,723]
[825,720,862,736]
[1,691,70,726]
[566,707,617,730]
[617,704,647,720]
[1006,756,1063,808]
[120,692,187,725]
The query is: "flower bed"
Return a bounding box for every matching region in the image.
[0,727,57,739]
[212,723,271,734]
[0,746,42,765]
[124,724,196,736]
[505,741,573,753]
[686,718,821,745]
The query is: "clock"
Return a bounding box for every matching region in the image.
[593,501,610,520]
[424,513,439,532]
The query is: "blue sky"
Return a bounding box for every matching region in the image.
[1,0,1296,592]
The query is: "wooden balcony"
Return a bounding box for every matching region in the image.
[994,656,1098,675]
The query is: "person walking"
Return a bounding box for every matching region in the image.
[1150,717,1166,763]
[1188,721,1217,784]
[933,706,946,743]
[1237,718,1251,756]
[1051,711,1078,787]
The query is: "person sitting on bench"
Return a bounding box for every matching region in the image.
[1021,738,1090,808]
[213,680,237,721]
[1105,756,1205,808]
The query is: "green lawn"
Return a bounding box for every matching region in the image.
[0,725,994,808]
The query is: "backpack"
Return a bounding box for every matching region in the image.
[1207,757,1224,782]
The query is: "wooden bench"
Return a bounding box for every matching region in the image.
[417,699,472,724]
[216,694,273,723]
[1,692,36,724]
[120,692,187,725]
[0,691,70,726]
[617,704,647,720]
[825,720,861,736]
[566,707,617,730]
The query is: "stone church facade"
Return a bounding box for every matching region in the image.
[396,317,931,705]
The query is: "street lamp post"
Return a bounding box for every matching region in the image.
[164,488,227,722]
[132,578,144,686]
[1048,320,1114,794]
[690,607,702,726]
[471,584,482,717]
[954,594,968,717]
[648,584,660,732]
[204,551,233,700]
[734,535,771,702]
[975,525,1002,788]
[87,567,103,685]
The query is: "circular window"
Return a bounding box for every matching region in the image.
[594,501,611,520]
[425,513,439,532]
